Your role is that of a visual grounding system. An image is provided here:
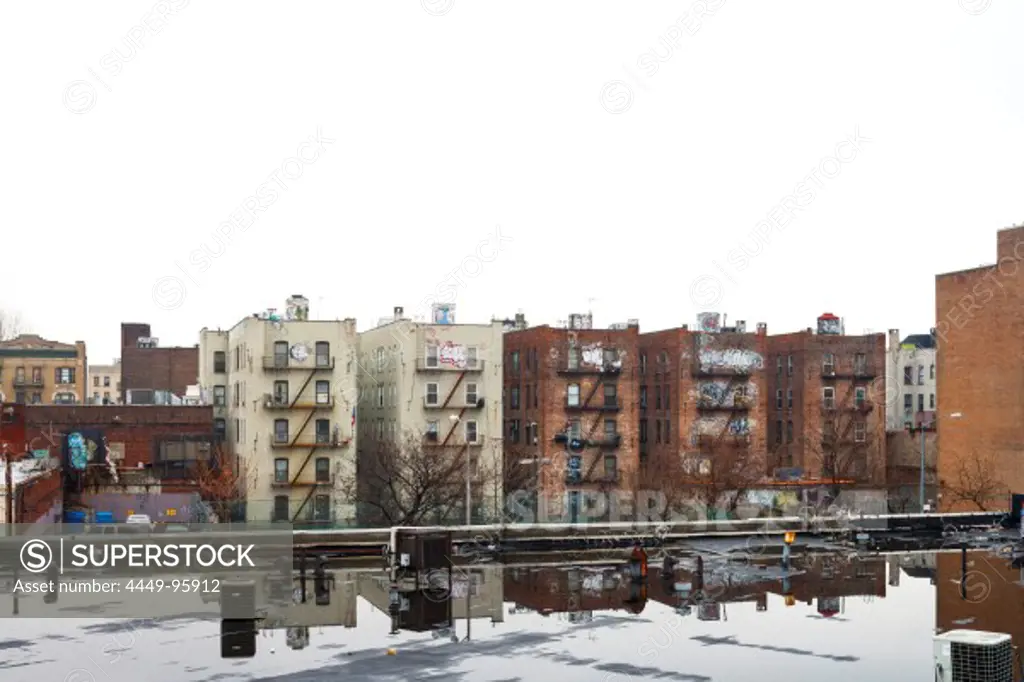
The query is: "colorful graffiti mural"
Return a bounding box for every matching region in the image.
[579,344,622,369]
[438,341,469,368]
[698,348,763,372]
[64,430,107,470]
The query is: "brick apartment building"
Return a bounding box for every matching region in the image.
[503,313,640,521]
[765,313,887,487]
[637,313,769,488]
[120,323,198,403]
[936,225,1024,511]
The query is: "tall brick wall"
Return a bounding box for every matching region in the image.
[22,405,214,468]
[120,323,199,398]
[503,325,639,516]
[936,226,1024,511]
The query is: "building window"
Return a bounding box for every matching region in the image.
[917,394,924,412]
[93,391,100,402]
[315,342,330,367]
[775,420,782,444]
[903,366,913,385]
[31,367,41,383]
[930,364,935,380]
[786,355,793,376]
[566,346,579,370]
[639,419,648,444]
[904,394,913,417]
[855,386,866,408]
[822,353,835,375]
[273,380,288,405]
[54,392,76,404]
[655,386,662,410]
[664,418,670,441]
[655,420,661,444]
[465,420,478,443]
[14,391,25,405]
[822,387,835,409]
[569,419,581,439]
[776,356,782,374]
[214,418,226,438]
[316,380,330,405]
[854,353,866,375]
[93,376,99,387]
[604,419,618,440]
[426,420,439,441]
[510,386,520,409]
[508,419,520,443]
[603,348,617,367]
[604,383,617,407]
[786,389,793,409]
[640,386,647,409]
[776,390,783,409]
[930,393,935,409]
[274,458,289,483]
[315,419,330,443]
[854,422,866,442]
[604,454,617,478]
[274,419,289,443]
[214,351,226,373]
[786,420,793,443]
[234,418,240,443]
[422,343,437,368]
[639,353,647,375]
[103,391,110,402]
[30,393,41,405]
[566,384,579,407]
[273,496,289,522]
[377,386,384,407]
[313,494,330,521]
[55,367,75,384]
[664,385,670,410]
[425,383,438,406]
[213,385,226,405]
[103,376,110,387]
[315,457,330,482]
[533,384,538,408]
[466,347,479,369]
[917,365,924,385]
[466,382,478,406]
[511,350,521,372]
[274,341,288,367]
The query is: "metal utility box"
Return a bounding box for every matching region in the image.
[398,590,452,632]
[397,531,453,572]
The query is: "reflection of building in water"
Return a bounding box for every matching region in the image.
[359,566,505,631]
[504,565,634,615]
[900,553,936,584]
[259,569,359,631]
[935,551,1024,681]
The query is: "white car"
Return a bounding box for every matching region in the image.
[124,514,154,532]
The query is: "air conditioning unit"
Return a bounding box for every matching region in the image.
[934,630,1014,682]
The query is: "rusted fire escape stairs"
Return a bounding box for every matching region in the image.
[290,367,324,523]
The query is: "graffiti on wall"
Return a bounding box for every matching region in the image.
[698,348,763,373]
[438,341,468,368]
[580,344,622,369]
[694,416,754,437]
[65,430,107,470]
[695,381,757,406]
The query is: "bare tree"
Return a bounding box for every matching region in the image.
[347,432,474,527]
[942,450,1004,512]
[0,310,22,341]
[193,445,256,522]
[799,400,873,505]
[629,453,692,521]
[687,445,764,520]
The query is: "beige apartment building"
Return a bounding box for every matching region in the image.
[198,296,359,526]
[88,359,122,404]
[0,334,87,404]
[356,305,505,524]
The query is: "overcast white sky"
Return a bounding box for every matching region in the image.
[4,0,1023,363]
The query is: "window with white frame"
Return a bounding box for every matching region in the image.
[904,394,913,416]
[465,420,478,443]
[854,422,866,442]
[917,366,924,385]
[426,420,439,440]
[567,383,580,407]
[569,418,581,439]
[425,344,438,367]
[822,352,835,374]
[425,383,438,405]
[855,386,866,407]
[466,346,479,368]
[930,393,935,409]
[466,382,478,405]
[213,385,226,406]
[822,387,835,409]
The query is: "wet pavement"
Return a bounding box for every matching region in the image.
[1,548,1021,681]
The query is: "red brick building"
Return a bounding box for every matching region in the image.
[765,314,887,487]
[503,314,640,521]
[120,323,198,403]
[936,225,1024,511]
[637,314,770,487]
